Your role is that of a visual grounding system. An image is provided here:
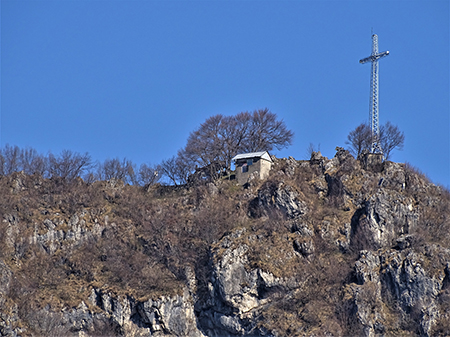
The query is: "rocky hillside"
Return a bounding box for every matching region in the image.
[1,148,449,337]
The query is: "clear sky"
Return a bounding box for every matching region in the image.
[1,1,449,187]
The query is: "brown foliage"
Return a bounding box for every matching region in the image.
[1,151,449,336]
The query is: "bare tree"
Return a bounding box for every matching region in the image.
[183,108,293,170]
[0,145,49,177]
[379,121,405,160]
[244,108,294,152]
[346,122,404,160]
[184,114,226,168]
[346,123,372,158]
[138,163,160,186]
[0,144,21,175]
[158,109,292,185]
[96,158,136,183]
[48,150,92,181]
[0,153,5,176]
[20,147,48,176]
[159,155,192,186]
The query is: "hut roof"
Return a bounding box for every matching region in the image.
[232,151,272,163]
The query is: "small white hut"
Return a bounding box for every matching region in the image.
[232,151,273,185]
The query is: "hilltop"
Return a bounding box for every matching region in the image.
[0,148,449,337]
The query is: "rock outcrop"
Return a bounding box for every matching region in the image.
[248,180,307,219]
[82,287,204,337]
[0,149,449,336]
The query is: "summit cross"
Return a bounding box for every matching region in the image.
[359,34,390,154]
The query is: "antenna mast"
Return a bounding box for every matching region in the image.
[359,33,389,154]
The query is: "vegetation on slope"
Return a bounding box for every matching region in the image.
[0,149,449,336]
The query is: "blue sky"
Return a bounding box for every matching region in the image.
[1,1,449,187]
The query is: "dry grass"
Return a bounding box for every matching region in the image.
[0,156,449,336]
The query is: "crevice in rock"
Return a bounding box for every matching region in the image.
[442,264,450,290]
[349,207,371,251]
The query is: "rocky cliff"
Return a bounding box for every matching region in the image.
[0,148,449,336]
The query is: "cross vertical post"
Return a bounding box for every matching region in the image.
[359,34,390,154]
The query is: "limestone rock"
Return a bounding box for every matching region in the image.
[1,149,449,336]
[249,180,307,219]
[309,151,327,169]
[87,287,204,337]
[196,228,300,336]
[0,261,20,337]
[346,247,449,337]
[351,189,418,249]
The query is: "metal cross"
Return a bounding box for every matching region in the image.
[360,34,390,154]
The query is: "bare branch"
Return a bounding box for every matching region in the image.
[346,122,404,160]
[138,163,160,186]
[379,122,405,160]
[48,150,92,181]
[182,109,293,171]
[345,123,371,157]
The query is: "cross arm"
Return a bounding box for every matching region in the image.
[359,51,390,64]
